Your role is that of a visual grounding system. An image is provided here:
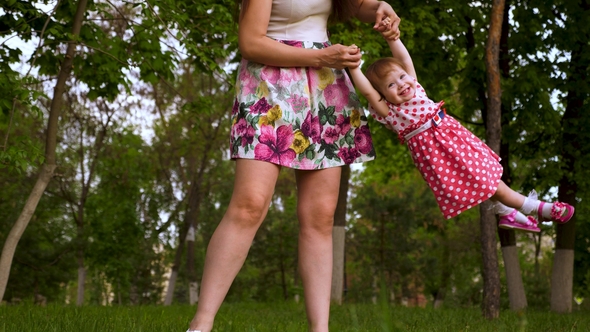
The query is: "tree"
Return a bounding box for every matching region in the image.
[0,0,89,302]
[480,0,506,319]
[84,129,166,305]
[54,93,114,305]
[1,0,228,304]
[331,164,350,304]
[496,0,527,311]
[150,67,233,304]
[550,0,590,313]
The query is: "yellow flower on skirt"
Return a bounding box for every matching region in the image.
[350,109,361,128]
[257,81,270,98]
[259,105,282,126]
[291,130,311,154]
[316,67,335,90]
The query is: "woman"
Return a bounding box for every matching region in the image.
[188,1,400,331]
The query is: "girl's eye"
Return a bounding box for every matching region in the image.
[400,74,406,79]
[388,83,396,88]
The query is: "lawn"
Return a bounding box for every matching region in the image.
[0,302,586,331]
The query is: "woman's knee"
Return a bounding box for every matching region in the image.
[226,191,271,228]
[298,206,335,235]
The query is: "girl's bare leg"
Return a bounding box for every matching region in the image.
[188,159,281,332]
[295,167,341,332]
[490,180,526,208]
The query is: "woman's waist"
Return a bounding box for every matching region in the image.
[266,30,329,44]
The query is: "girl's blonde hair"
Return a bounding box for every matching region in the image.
[365,57,408,98]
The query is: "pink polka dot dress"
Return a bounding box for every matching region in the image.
[370,82,503,219]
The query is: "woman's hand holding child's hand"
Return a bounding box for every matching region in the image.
[319,44,362,69]
[377,16,401,41]
[373,2,400,41]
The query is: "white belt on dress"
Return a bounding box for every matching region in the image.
[404,109,446,142]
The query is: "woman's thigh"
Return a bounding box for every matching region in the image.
[225,159,282,222]
[295,167,342,225]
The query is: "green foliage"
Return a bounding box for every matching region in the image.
[0,169,76,303]
[238,171,300,302]
[82,129,165,304]
[0,135,44,173]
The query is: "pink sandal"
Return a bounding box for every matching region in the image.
[498,209,540,233]
[538,201,575,224]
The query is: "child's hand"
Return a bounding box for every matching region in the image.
[347,45,361,69]
[376,16,401,41]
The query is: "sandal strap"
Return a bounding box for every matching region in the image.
[526,216,538,227]
[538,201,545,222]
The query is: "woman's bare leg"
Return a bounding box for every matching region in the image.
[295,167,341,332]
[188,159,281,332]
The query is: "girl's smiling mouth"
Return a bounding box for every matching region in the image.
[399,86,411,96]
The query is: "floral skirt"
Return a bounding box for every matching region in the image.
[407,115,503,219]
[229,40,375,170]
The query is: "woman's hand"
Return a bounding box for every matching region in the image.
[318,44,361,69]
[372,1,401,41]
[378,16,401,41]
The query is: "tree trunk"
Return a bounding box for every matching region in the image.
[551,249,574,312]
[186,225,199,305]
[480,0,505,319]
[280,239,288,300]
[434,237,451,309]
[77,197,86,306]
[184,104,219,304]
[501,244,527,310]
[479,203,501,319]
[164,221,190,305]
[163,269,178,305]
[498,151,527,310]
[331,164,350,304]
[551,9,587,310]
[331,226,345,304]
[371,267,378,304]
[72,109,109,306]
[185,173,199,305]
[76,250,86,306]
[164,115,216,305]
[494,0,527,311]
[0,164,55,301]
[550,105,578,313]
[0,0,89,302]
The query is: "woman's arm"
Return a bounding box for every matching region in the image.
[238,0,361,69]
[348,65,389,117]
[387,38,417,79]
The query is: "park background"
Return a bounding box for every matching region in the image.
[1,0,589,328]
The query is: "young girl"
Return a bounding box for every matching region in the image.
[348,21,575,233]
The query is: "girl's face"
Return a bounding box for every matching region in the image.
[379,66,416,105]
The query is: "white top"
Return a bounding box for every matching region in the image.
[266,0,332,42]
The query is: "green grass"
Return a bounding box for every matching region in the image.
[0,302,586,331]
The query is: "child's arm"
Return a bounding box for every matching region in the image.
[348,65,389,117]
[387,38,417,80]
